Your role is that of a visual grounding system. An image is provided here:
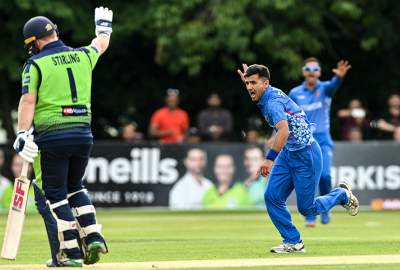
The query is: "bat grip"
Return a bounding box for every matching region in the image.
[21,160,29,178]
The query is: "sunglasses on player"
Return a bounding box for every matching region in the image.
[302,66,321,72]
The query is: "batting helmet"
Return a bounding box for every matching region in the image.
[23,16,58,55]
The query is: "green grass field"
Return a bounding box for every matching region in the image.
[0,209,399,269]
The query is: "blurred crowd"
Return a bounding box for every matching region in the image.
[0,88,399,145]
[117,89,400,145]
[119,89,237,144]
[337,93,400,142]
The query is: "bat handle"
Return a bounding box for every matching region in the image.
[20,134,34,178]
[21,160,29,178]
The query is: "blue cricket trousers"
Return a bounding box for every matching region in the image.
[313,133,334,197]
[264,141,347,244]
[305,133,334,222]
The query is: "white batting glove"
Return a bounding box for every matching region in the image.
[95,6,113,37]
[13,131,38,163]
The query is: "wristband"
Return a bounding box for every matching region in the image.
[96,20,112,28]
[98,32,111,37]
[266,149,279,161]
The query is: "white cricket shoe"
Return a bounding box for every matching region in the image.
[270,241,306,253]
[339,181,359,216]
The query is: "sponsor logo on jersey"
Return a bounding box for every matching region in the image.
[62,105,88,116]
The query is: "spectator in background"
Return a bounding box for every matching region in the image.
[393,126,400,143]
[121,121,144,142]
[348,127,363,143]
[203,154,251,208]
[169,148,212,209]
[242,146,267,207]
[0,121,7,144]
[373,94,400,139]
[185,127,202,144]
[0,149,6,174]
[11,154,24,178]
[0,149,11,207]
[197,93,233,141]
[149,88,189,144]
[244,129,261,144]
[337,99,372,140]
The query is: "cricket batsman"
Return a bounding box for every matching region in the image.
[237,64,359,253]
[288,58,351,227]
[13,6,113,267]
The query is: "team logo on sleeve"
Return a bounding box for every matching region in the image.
[23,74,30,85]
[62,105,88,116]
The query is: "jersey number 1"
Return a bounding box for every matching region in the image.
[66,68,78,103]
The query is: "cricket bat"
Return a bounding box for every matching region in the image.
[1,158,31,260]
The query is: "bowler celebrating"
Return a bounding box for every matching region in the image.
[289,58,351,226]
[237,64,358,253]
[14,7,113,267]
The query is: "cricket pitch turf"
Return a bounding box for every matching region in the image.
[0,209,398,269]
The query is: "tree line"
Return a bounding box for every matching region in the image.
[0,0,399,140]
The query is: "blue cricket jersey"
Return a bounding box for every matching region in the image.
[257,86,314,151]
[288,76,341,146]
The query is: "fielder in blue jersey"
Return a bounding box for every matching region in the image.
[237,64,358,253]
[289,57,351,226]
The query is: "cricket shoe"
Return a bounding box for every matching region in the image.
[84,241,108,265]
[320,212,330,224]
[305,216,316,228]
[339,181,359,216]
[305,221,316,228]
[270,241,306,253]
[46,258,83,267]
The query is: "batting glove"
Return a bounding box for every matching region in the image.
[95,6,113,37]
[13,131,38,163]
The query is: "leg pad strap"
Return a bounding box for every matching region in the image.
[60,239,79,250]
[67,189,88,199]
[72,205,96,217]
[79,224,102,238]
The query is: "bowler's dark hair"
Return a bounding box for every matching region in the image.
[244,64,270,80]
[303,57,320,65]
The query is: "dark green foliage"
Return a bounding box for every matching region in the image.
[1,0,399,140]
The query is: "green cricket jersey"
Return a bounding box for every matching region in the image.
[21,40,100,143]
[246,176,267,207]
[202,182,253,209]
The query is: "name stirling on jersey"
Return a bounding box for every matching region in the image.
[52,53,80,66]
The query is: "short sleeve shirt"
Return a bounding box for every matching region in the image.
[257,86,313,151]
[150,107,189,143]
[288,76,341,134]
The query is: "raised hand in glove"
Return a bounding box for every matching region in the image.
[95,6,113,37]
